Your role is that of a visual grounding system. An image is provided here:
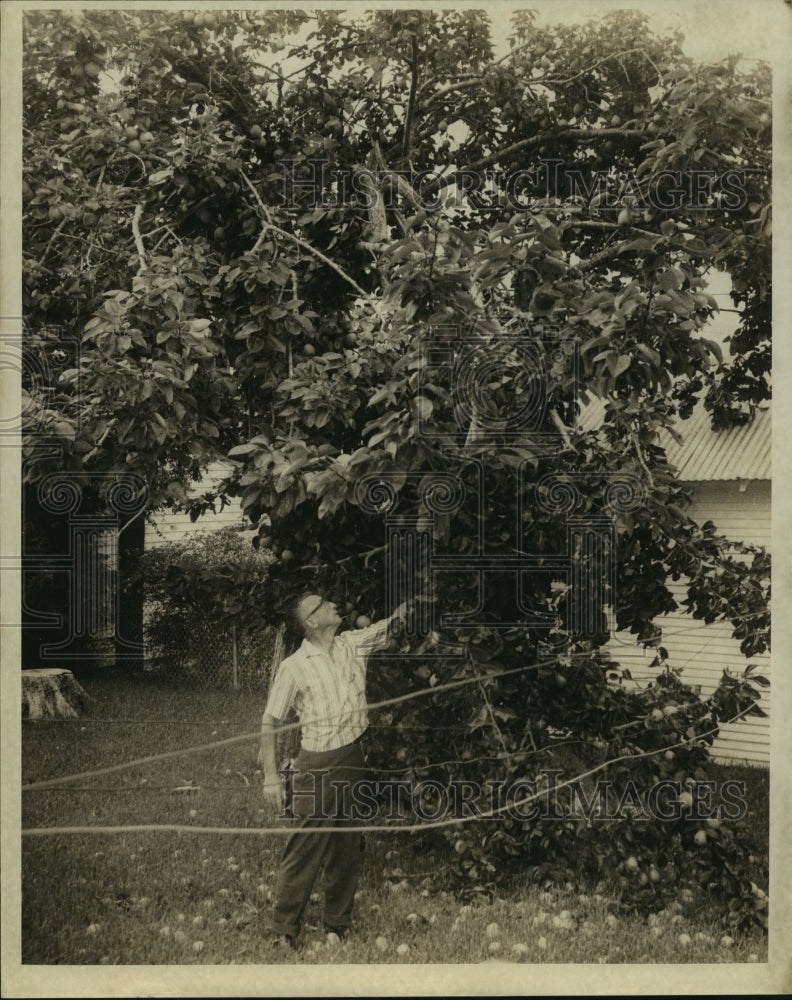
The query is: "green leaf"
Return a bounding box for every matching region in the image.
[148,167,173,186]
[606,353,631,378]
[700,338,723,364]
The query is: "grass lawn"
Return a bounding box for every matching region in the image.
[20,670,770,965]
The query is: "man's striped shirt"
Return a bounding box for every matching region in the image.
[265,620,390,752]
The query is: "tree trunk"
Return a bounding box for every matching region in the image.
[115,512,145,671]
[22,668,90,719]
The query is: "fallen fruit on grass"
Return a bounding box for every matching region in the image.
[375,936,388,951]
[720,935,734,947]
[651,709,664,722]
[694,830,707,846]
[625,856,639,872]
[705,816,721,829]
[355,614,372,628]
[678,933,691,946]
[486,922,501,938]
[678,791,693,809]
[488,940,502,953]
[303,343,316,356]
[649,866,661,883]
[396,943,409,955]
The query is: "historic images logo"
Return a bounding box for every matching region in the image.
[279,158,748,213]
[277,769,748,826]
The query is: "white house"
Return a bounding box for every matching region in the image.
[144,460,247,550]
[604,403,771,764]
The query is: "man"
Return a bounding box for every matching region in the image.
[259,593,406,949]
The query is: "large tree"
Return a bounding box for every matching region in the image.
[22,8,770,927]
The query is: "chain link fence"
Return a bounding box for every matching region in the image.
[142,613,283,694]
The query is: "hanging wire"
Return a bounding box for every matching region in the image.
[21,704,761,837]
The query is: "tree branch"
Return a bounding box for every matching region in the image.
[131,204,148,273]
[40,217,68,265]
[495,44,664,90]
[630,430,655,489]
[402,34,420,160]
[239,169,371,300]
[549,408,573,449]
[421,128,646,198]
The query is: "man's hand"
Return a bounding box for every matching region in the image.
[262,774,284,810]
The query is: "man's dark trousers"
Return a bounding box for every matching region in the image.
[271,741,366,938]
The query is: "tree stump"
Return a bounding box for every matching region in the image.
[21,669,90,720]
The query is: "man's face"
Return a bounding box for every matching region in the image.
[298,594,342,632]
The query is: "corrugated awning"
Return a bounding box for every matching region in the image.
[578,400,771,482]
[661,403,770,481]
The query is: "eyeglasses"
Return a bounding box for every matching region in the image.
[305,597,333,620]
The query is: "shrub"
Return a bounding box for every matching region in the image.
[137,525,276,687]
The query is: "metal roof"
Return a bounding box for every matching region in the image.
[578,401,771,482]
[661,403,770,482]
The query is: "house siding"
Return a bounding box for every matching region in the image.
[145,505,247,549]
[607,479,771,765]
[144,460,246,549]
